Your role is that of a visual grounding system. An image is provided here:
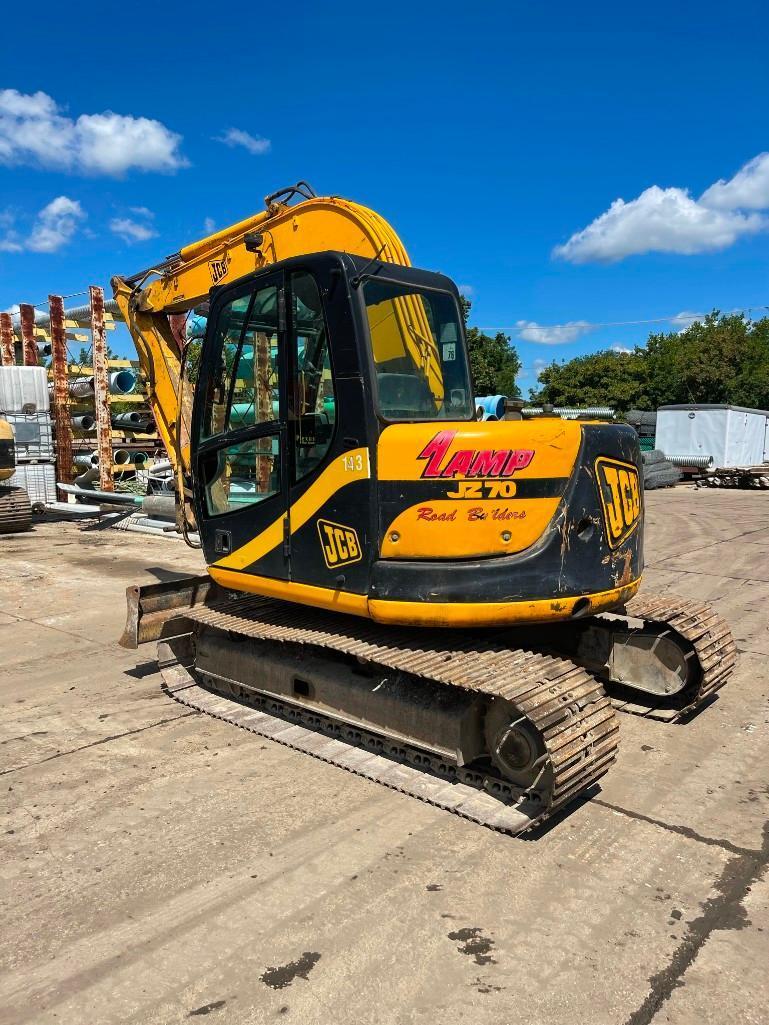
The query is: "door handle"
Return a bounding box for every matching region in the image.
[214,529,232,555]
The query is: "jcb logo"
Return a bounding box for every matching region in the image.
[595,458,641,549]
[317,519,362,569]
[208,256,230,284]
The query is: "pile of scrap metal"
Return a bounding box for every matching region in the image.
[694,465,769,489]
[642,449,681,490]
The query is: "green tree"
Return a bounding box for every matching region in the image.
[530,348,650,412]
[645,312,769,408]
[460,296,521,397]
[529,312,769,412]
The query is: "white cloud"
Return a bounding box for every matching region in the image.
[0,88,187,176]
[669,310,704,329]
[515,319,592,344]
[215,128,271,155]
[611,343,634,354]
[554,184,765,263]
[0,210,22,252]
[109,213,157,244]
[3,303,48,325]
[203,217,216,233]
[457,283,474,298]
[700,152,769,210]
[27,196,85,252]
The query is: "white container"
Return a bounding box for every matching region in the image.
[8,461,57,505]
[0,366,50,413]
[5,412,54,460]
[656,405,769,469]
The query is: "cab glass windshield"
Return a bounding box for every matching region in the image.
[362,279,473,421]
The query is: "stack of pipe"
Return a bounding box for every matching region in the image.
[48,369,137,401]
[73,449,134,469]
[475,395,506,421]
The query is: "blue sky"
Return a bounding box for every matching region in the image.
[1,0,768,394]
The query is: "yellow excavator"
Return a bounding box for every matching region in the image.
[0,416,32,532]
[115,182,735,835]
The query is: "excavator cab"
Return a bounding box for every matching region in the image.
[190,251,644,626]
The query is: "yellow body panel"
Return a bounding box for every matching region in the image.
[208,565,640,627]
[380,497,562,558]
[378,420,582,559]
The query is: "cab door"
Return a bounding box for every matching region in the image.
[283,267,372,595]
[193,271,291,581]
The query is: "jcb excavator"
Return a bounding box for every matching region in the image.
[115,182,735,835]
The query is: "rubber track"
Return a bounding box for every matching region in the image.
[167,596,620,836]
[606,592,737,721]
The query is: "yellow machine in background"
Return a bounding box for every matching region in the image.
[0,416,31,532]
[115,182,736,836]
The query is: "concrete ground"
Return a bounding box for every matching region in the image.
[1,488,768,1025]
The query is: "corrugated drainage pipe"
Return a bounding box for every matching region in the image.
[667,454,713,469]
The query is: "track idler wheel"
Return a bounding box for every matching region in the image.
[484,700,553,801]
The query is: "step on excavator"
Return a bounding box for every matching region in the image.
[115,182,736,836]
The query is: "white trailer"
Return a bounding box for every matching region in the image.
[655,404,769,469]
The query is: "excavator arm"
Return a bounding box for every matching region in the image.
[112,183,418,481]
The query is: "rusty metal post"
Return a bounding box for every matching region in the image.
[89,286,114,492]
[49,294,74,494]
[19,303,38,366]
[0,311,15,366]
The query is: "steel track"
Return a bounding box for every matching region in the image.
[604,592,737,721]
[160,597,620,836]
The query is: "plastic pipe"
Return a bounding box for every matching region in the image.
[667,454,713,469]
[73,451,99,469]
[74,467,99,488]
[522,407,615,419]
[71,414,95,431]
[56,482,142,505]
[109,370,136,395]
[476,395,507,420]
[142,494,177,520]
[111,411,143,426]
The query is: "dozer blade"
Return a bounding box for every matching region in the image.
[119,573,229,648]
[149,592,619,837]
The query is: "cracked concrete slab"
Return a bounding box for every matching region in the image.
[1,488,768,1025]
